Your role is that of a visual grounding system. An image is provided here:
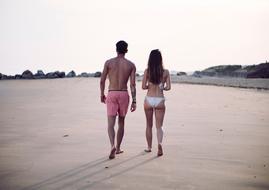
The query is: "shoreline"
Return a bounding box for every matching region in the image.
[1,75,269,90]
[139,76,269,90]
[171,76,269,90]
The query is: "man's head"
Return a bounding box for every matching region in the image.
[116,40,128,54]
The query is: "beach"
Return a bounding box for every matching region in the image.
[0,78,269,190]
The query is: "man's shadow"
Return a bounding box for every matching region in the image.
[22,156,108,190]
[23,151,157,190]
[77,155,157,190]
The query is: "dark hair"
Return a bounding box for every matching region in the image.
[116,40,128,54]
[147,49,164,84]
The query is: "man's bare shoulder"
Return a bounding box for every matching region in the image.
[105,57,117,64]
[125,58,136,69]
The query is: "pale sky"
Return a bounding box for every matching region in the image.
[0,0,268,75]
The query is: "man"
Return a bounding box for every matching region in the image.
[100,40,136,159]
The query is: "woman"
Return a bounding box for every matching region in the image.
[142,49,171,156]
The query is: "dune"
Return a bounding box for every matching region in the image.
[0,78,269,190]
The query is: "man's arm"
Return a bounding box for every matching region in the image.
[100,61,109,103]
[130,64,136,112]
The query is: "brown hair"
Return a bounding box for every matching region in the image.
[147,49,164,84]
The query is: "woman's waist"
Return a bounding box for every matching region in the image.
[146,92,164,98]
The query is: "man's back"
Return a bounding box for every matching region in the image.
[106,56,135,90]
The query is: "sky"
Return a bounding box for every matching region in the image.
[0,0,268,75]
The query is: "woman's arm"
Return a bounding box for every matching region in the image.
[142,69,148,90]
[164,70,171,91]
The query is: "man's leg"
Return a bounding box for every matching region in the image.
[116,116,125,154]
[116,91,129,154]
[108,116,116,159]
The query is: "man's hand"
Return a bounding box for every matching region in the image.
[130,102,136,112]
[101,95,106,103]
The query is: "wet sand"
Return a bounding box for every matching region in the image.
[0,78,269,190]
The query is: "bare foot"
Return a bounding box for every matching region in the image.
[116,150,124,154]
[144,149,152,153]
[157,144,163,157]
[109,147,116,159]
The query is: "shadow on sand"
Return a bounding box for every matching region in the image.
[22,151,157,190]
[77,155,157,190]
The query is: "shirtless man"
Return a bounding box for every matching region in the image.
[100,40,136,159]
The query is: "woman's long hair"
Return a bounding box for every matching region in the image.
[147,49,164,84]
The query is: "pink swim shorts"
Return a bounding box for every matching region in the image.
[106,91,130,116]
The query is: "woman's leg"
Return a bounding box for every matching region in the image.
[155,101,165,156]
[144,100,153,152]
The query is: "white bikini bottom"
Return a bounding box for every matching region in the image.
[145,96,165,108]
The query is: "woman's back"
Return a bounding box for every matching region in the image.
[143,69,170,97]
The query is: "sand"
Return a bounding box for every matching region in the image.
[0,78,269,190]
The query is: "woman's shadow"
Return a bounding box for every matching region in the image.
[22,151,157,190]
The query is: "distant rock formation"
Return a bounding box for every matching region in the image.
[0,70,70,80]
[1,74,6,80]
[246,62,269,78]
[1,62,268,81]
[192,62,269,78]
[56,71,65,78]
[46,72,58,79]
[88,73,95,77]
[79,72,89,77]
[177,72,187,76]
[66,71,76,78]
[1,74,15,79]
[21,70,34,79]
[45,71,65,79]
[196,65,242,77]
[94,71,101,77]
[192,71,202,78]
[34,70,46,79]
[15,74,22,79]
